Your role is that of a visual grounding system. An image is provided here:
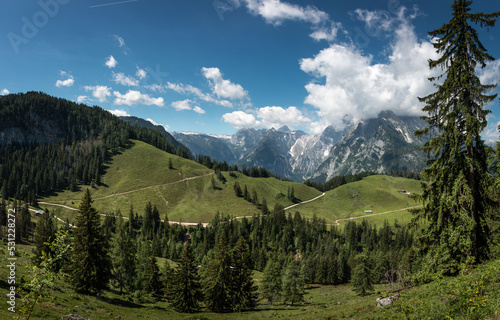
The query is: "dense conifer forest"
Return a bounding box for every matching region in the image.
[0,92,192,202]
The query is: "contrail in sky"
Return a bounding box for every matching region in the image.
[89,0,139,9]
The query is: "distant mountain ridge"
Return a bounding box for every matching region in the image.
[173,111,428,182]
[237,127,307,178]
[172,131,236,164]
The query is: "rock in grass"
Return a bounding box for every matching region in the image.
[376,293,400,308]
[61,315,88,320]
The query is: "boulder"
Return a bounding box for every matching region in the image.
[376,293,400,308]
[61,315,88,320]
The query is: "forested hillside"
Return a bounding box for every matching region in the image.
[0,92,191,202]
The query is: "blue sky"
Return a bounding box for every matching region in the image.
[1,0,499,140]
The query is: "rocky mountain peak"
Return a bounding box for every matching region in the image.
[278,125,291,132]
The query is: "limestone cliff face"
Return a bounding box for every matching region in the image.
[0,103,66,145]
[311,111,427,182]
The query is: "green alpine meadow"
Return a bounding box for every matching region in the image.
[1,0,500,319]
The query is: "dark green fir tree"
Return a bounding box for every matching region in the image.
[261,198,269,215]
[203,234,234,313]
[171,242,203,313]
[163,260,175,300]
[68,189,112,294]
[32,208,56,267]
[144,254,163,298]
[261,258,283,305]
[230,237,258,311]
[282,259,305,306]
[111,218,136,293]
[135,239,152,290]
[414,0,500,274]
[351,253,373,296]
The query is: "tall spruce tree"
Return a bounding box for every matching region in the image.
[32,208,56,267]
[144,254,163,298]
[230,237,258,311]
[171,242,203,313]
[111,218,136,293]
[135,239,152,290]
[68,189,112,294]
[282,259,305,306]
[261,258,283,305]
[142,201,153,239]
[351,253,373,296]
[414,0,499,273]
[261,198,269,215]
[203,234,234,313]
[163,260,175,300]
[128,204,135,235]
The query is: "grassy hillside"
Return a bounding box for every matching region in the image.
[293,175,422,226]
[40,140,322,225]
[1,244,498,319]
[40,140,422,228]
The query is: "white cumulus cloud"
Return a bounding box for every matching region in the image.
[310,22,342,42]
[147,118,160,126]
[105,55,118,68]
[56,71,75,87]
[136,67,147,80]
[166,81,233,108]
[202,67,249,101]
[193,106,206,114]
[243,0,328,25]
[171,99,192,111]
[300,15,439,130]
[77,95,87,103]
[257,106,311,129]
[113,90,164,107]
[147,118,170,131]
[56,78,75,87]
[0,88,9,95]
[223,106,310,130]
[479,59,500,86]
[222,111,259,128]
[84,85,112,102]
[112,72,139,86]
[108,109,130,117]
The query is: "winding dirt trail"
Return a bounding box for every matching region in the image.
[37,202,209,227]
[332,205,422,226]
[38,172,214,227]
[38,182,325,228]
[47,172,214,203]
[218,192,326,222]
[284,192,325,210]
[92,172,214,201]
[40,178,415,228]
[28,207,75,228]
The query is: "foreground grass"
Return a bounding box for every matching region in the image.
[1,244,498,319]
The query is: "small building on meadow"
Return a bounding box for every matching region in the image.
[364,210,373,214]
[33,210,44,217]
